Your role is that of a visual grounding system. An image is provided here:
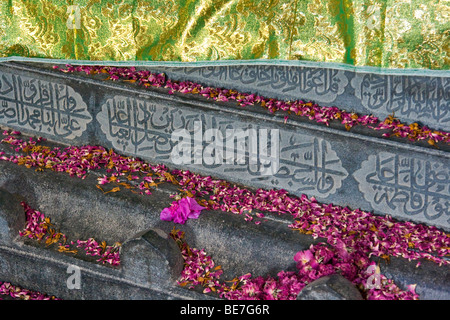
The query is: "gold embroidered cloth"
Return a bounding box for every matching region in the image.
[1,0,449,70]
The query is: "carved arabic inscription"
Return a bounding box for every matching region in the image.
[275,132,348,198]
[352,73,450,131]
[97,95,348,198]
[0,72,92,139]
[175,65,349,103]
[354,152,449,223]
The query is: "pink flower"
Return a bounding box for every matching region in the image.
[160,197,206,224]
[294,248,319,270]
[335,238,351,261]
[160,202,179,221]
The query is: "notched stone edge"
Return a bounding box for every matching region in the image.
[120,228,184,287]
[297,274,364,300]
[0,189,27,246]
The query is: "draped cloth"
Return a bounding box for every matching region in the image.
[0,0,448,72]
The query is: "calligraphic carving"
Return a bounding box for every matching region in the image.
[274,132,348,198]
[0,72,92,139]
[354,152,450,223]
[98,95,348,198]
[97,95,201,158]
[351,73,450,131]
[172,65,348,103]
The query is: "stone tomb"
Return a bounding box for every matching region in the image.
[0,61,449,300]
[0,62,448,231]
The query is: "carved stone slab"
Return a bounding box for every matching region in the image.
[149,65,450,132]
[161,65,349,104]
[0,71,92,140]
[96,94,349,199]
[351,73,450,132]
[0,62,448,231]
[354,152,449,224]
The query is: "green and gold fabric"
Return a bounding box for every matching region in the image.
[1,0,448,71]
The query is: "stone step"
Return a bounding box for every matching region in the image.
[0,144,319,299]
[0,127,448,300]
[0,153,315,279]
[0,135,322,299]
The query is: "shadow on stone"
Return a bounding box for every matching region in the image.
[297,274,363,300]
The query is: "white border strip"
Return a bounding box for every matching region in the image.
[1,56,449,78]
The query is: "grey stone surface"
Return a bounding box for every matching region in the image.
[0,61,448,300]
[163,206,321,280]
[297,274,363,300]
[0,61,448,231]
[0,157,213,299]
[0,238,209,300]
[374,256,450,300]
